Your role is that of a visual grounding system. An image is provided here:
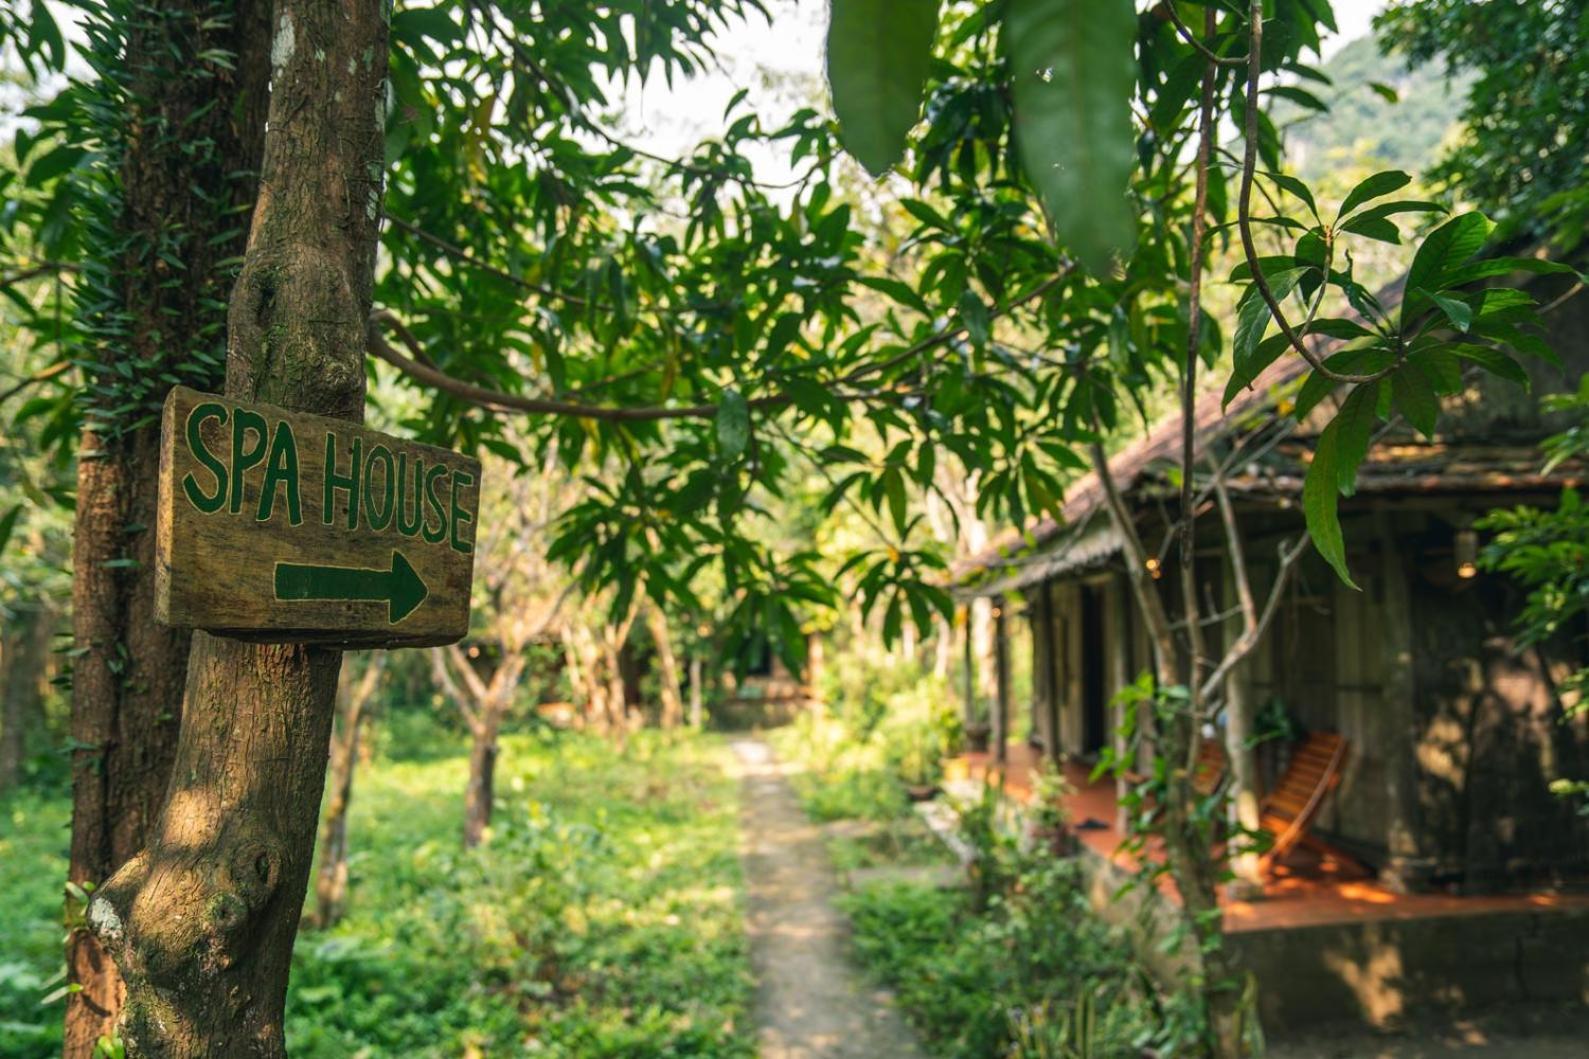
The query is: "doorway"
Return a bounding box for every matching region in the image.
[1080,584,1108,755]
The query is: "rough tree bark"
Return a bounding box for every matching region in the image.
[65,1,271,1049]
[86,1,389,1054]
[644,602,684,728]
[312,655,385,930]
[1,602,56,791]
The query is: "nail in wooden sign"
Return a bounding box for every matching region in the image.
[155,386,480,647]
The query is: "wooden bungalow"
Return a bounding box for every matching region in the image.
[951,275,1589,1028]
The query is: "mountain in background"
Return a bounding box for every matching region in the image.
[1281,33,1471,182]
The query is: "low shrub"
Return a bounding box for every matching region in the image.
[841,852,1167,1059]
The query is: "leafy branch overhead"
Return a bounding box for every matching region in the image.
[1,0,1582,662]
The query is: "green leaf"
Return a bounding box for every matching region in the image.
[826,0,940,176]
[1267,172,1320,223]
[1390,364,1440,438]
[1224,268,1307,405]
[1268,85,1328,112]
[1368,81,1399,103]
[1444,343,1528,386]
[715,390,750,459]
[957,289,990,346]
[1307,318,1374,340]
[1334,383,1380,495]
[0,503,20,555]
[1402,212,1493,325]
[882,467,908,534]
[1417,288,1473,332]
[29,2,65,68]
[24,144,85,188]
[1339,216,1401,244]
[392,6,467,48]
[857,275,930,314]
[1304,420,1357,589]
[1337,170,1411,221]
[1440,256,1578,288]
[1006,0,1138,274]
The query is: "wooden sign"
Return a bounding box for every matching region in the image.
[155,386,481,648]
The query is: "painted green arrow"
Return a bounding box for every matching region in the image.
[273,550,428,623]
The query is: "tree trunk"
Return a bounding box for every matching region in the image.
[1,603,55,791]
[86,2,389,1054]
[604,637,629,737]
[64,1,272,1049]
[1223,661,1264,896]
[313,657,384,930]
[462,719,499,848]
[688,653,703,728]
[644,603,684,728]
[566,624,608,730]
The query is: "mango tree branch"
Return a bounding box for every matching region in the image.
[1198,532,1309,703]
[1236,0,1396,386]
[366,271,1068,423]
[1209,470,1258,631]
[1162,0,1246,67]
[433,646,483,734]
[1089,439,1179,683]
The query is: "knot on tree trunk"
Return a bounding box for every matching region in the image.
[89,829,286,1054]
[226,245,366,420]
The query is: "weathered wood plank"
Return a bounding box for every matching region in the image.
[155,385,480,647]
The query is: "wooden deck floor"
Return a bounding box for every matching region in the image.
[946,748,1589,934]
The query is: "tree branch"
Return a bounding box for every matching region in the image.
[1198,533,1308,702]
[1178,8,1220,720]
[1162,0,1246,67]
[1090,439,1179,683]
[1209,467,1258,631]
[0,260,78,289]
[366,271,1068,423]
[0,360,71,405]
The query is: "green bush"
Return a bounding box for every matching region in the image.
[840,856,1164,1059]
[776,652,962,821]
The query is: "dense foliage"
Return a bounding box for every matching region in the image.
[1378,0,1589,251]
[1479,375,1589,810]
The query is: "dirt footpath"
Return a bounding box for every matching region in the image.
[731,738,927,1059]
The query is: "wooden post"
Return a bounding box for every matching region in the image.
[993,596,1010,766]
[1040,582,1062,765]
[1216,556,1264,896]
[805,632,824,703]
[960,603,976,729]
[1377,514,1426,892]
[1108,572,1133,832]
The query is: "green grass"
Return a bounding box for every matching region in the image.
[0,790,71,1057]
[0,728,755,1059]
